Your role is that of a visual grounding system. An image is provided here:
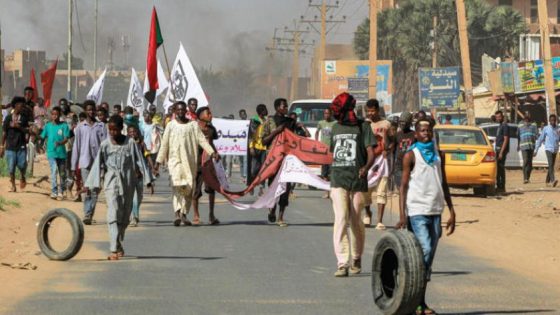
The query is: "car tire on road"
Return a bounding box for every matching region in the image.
[37,208,84,261]
[473,185,496,197]
[371,229,426,315]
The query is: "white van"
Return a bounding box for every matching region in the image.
[288,99,333,139]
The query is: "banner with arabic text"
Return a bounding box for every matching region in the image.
[212,118,250,156]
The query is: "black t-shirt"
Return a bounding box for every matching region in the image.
[495,123,510,153]
[395,130,416,171]
[330,121,377,192]
[2,113,29,150]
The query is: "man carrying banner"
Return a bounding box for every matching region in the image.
[329,92,376,277]
[155,102,217,226]
[192,106,220,226]
[262,98,296,227]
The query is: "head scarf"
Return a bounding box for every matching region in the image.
[330,92,358,126]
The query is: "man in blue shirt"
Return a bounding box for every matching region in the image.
[517,112,538,184]
[535,114,560,187]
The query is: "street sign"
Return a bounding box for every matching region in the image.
[348,78,368,102]
[418,67,461,109]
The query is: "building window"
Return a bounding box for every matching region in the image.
[531,0,538,24]
[498,0,512,6]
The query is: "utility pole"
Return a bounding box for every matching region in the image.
[456,0,475,126]
[265,28,279,94]
[368,0,378,100]
[291,31,300,102]
[432,16,438,68]
[93,0,98,77]
[67,0,73,100]
[302,1,345,98]
[538,0,557,116]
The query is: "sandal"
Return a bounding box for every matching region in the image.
[277,220,288,227]
[117,251,125,258]
[423,305,437,315]
[107,253,119,261]
[191,218,201,226]
[209,218,220,225]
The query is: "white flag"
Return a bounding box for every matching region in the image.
[144,60,169,108]
[87,68,107,104]
[163,43,208,111]
[127,68,144,113]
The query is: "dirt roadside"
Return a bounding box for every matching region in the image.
[0,156,110,313]
[0,158,559,312]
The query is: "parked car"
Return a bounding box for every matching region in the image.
[435,125,497,196]
[479,123,548,168]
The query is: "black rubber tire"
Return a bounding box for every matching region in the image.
[37,208,84,261]
[372,229,426,315]
[473,186,485,196]
[485,184,496,197]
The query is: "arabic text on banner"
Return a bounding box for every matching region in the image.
[212,118,250,156]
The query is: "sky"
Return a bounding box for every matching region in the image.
[0,0,369,73]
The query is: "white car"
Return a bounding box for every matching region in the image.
[479,123,548,168]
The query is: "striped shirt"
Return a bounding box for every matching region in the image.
[517,122,537,151]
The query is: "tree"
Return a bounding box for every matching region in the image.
[353,0,526,111]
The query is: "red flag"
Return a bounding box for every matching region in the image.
[41,60,58,108]
[145,6,164,103]
[30,68,38,103]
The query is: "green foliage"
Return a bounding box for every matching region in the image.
[0,196,20,211]
[353,0,527,111]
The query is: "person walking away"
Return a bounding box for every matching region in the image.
[328,92,377,277]
[363,99,391,229]
[71,100,107,225]
[154,102,218,226]
[534,114,560,187]
[85,115,154,260]
[394,112,415,190]
[0,97,30,192]
[396,119,456,315]
[192,107,221,225]
[494,110,510,194]
[141,111,161,169]
[517,112,538,184]
[40,106,70,200]
[316,108,336,199]
[248,104,268,196]
[262,98,296,227]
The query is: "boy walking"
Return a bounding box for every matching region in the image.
[0,97,29,192]
[535,114,560,187]
[328,93,377,277]
[41,106,71,200]
[396,119,456,315]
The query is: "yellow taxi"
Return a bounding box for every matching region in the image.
[434,125,497,196]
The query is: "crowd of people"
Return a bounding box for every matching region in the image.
[1,87,462,313]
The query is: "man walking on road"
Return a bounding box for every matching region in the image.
[494,110,510,194]
[262,98,295,227]
[328,93,376,277]
[71,100,107,225]
[394,112,416,190]
[363,99,391,229]
[517,112,538,184]
[155,102,217,226]
[0,97,30,192]
[396,119,456,315]
[535,114,560,187]
[248,104,268,196]
[316,108,336,199]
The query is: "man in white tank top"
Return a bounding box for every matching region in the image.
[396,119,456,315]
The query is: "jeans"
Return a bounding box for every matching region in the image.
[222,156,233,178]
[80,167,99,217]
[521,149,533,182]
[496,152,507,190]
[48,158,67,195]
[5,148,27,176]
[546,151,557,184]
[408,215,442,281]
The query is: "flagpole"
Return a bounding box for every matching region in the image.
[161,43,176,102]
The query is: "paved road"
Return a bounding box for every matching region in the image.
[11,174,560,314]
